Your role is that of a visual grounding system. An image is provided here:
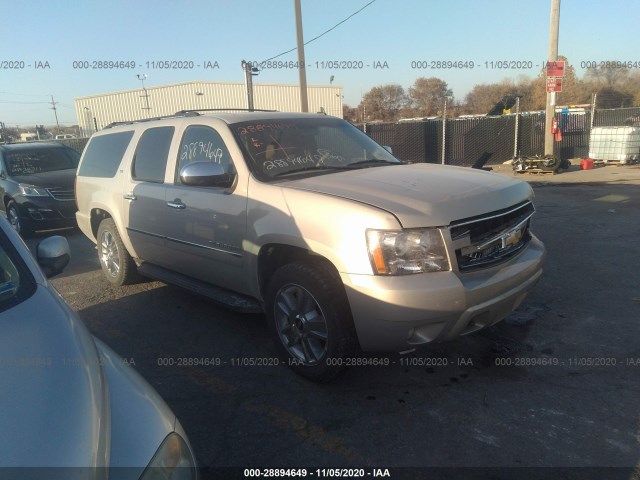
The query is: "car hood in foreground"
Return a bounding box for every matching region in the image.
[282,163,533,227]
[0,285,110,469]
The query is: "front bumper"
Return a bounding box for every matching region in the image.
[341,235,545,352]
[14,196,77,231]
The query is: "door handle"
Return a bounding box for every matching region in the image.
[123,194,137,201]
[167,200,186,209]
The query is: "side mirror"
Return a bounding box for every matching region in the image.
[383,146,393,154]
[179,162,236,187]
[37,236,70,278]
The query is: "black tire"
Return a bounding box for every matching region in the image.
[96,218,138,286]
[7,201,33,237]
[265,262,357,382]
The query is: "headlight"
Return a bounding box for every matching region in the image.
[18,183,50,197]
[139,432,198,480]
[366,228,450,275]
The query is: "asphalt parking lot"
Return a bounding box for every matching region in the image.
[27,164,640,479]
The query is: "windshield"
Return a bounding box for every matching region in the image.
[232,117,400,181]
[4,147,79,176]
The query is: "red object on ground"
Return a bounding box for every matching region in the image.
[581,158,594,170]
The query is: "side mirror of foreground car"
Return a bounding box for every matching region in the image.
[36,236,70,278]
[179,161,236,188]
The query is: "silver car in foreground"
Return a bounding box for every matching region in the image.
[0,217,197,479]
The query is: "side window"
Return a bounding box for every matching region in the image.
[176,125,233,183]
[78,131,134,178]
[132,126,175,183]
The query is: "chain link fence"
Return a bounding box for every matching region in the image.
[12,105,640,163]
[54,137,90,153]
[362,106,640,167]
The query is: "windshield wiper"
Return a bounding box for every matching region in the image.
[270,165,345,178]
[343,159,402,169]
[271,159,402,177]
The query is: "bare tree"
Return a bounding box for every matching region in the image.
[408,77,453,117]
[360,84,408,122]
[586,61,630,88]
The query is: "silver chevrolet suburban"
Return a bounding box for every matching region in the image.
[75,111,545,381]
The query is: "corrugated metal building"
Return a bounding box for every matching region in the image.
[74,81,343,135]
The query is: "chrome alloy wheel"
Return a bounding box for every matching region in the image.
[100,230,120,277]
[274,284,329,365]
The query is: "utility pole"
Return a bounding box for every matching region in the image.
[241,60,257,111]
[544,0,561,157]
[294,0,309,112]
[50,95,60,133]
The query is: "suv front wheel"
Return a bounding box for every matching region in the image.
[97,218,137,286]
[7,201,33,237]
[265,262,357,382]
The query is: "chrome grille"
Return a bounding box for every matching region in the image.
[450,201,535,272]
[46,187,75,201]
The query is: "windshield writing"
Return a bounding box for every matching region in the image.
[233,117,398,181]
[5,149,78,176]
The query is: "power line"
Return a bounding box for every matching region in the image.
[0,101,50,104]
[0,91,50,97]
[259,0,377,64]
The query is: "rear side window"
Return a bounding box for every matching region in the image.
[78,131,134,178]
[132,126,174,183]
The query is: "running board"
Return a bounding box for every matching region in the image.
[137,263,263,313]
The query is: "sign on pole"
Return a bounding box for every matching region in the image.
[546,61,566,77]
[546,77,563,93]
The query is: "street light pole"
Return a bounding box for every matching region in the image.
[137,74,151,114]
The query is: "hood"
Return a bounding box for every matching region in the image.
[0,286,109,470]
[11,169,76,189]
[282,163,533,227]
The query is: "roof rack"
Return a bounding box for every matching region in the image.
[103,108,281,129]
[103,113,187,129]
[174,108,279,116]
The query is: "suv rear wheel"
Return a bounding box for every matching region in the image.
[265,262,357,382]
[97,218,137,285]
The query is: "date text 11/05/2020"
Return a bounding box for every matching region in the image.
[153,356,640,368]
[154,356,474,368]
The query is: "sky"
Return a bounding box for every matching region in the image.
[0,0,637,127]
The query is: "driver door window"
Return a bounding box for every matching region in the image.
[176,126,234,183]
